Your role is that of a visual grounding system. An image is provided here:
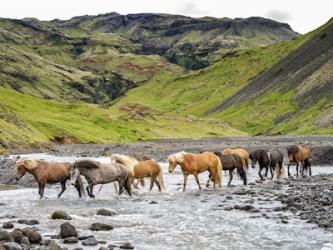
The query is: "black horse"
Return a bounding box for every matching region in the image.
[249,148,284,180]
[214,152,247,185]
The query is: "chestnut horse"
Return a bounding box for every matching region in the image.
[168,151,222,191]
[71,160,131,198]
[111,154,165,191]
[222,148,249,172]
[15,160,85,199]
[286,144,311,177]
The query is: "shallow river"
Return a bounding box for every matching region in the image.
[1,154,333,250]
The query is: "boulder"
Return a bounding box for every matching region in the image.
[2,222,14,229]
[120,242,134,249]
[90,223,113,231]
[0,230,13,242]
[22,228,42,244]
[96,209,116,217]
[2,242,22,250]
[82,236,98,246]
[51,211,71,220]
[10,229,23,243]
[17,220,39,226]
[60,223,77,238]
[63,237,79,244]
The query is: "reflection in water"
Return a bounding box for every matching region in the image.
[1,154,333,249]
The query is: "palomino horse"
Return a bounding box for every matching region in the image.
[15,160,85,199]
[71,160,131,198]
[168,151,222,191]
[212,152,247,186]
[222,148,249,172]
[286,144,311,177]
[111,154,165,191]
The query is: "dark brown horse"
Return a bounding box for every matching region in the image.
[15,160,84,199]
[213,152,247,186]
[286,144,311,177]
[249,149,271,180]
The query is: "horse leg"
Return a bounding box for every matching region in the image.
[182,174,189,192]
[125,177,132,196]
[265,166,268,178]
[287,163,291,177]
[88,184,95,198]
[153,176,162,192]
[39,183,46,199]
[117,180,125,195]
[58,180,67,198]
[194,173,201,190]
[228,170,233,186]
[258,166,264,180]
[308,160,312,176]
[296,162,299,178]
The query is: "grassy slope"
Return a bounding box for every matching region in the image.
[111,19,333,135]
[0,87,244,151]
[111,34,308,115]
[215,19,333,135]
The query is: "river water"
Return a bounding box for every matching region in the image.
[1,154,333,250]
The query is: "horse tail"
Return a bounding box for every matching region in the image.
[216,156,222,187]
[237,165,247,185]
[76,175,87,198]
[157,168,166,191]
[245,157,249,172]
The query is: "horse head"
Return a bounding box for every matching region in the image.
[168,152,185,173]
[70,165,80,185]
[249,153,257,168]
[15,160,37,180]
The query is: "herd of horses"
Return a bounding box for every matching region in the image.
[13,144,312,199]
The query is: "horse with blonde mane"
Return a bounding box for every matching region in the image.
[222,148,249,172]
[111,153,166,191]
[168,151,222,191]
[15,159,85,199]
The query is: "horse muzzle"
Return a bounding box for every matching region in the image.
[15,176,20,181]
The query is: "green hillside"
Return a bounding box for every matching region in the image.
[0,14,332,152]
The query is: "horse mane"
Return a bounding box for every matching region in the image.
[286,145,299,155]
[74,160,101,169]
[16,159,39,170]
[167,151,189,163]
[110,154,139,169]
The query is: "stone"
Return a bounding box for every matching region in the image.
[10,229,23,243]
[82,236,98,246]
[38,240,62,250]
[0,230,13,242]
[90,223,113,231]
[119,242,134,249]
[60,223,77,238]
[22,228,42,244]
[99,247,108,250]
[96,209,117,217]
[17,220,39,226]
[2,222,14,229]
[148,201,157,204]
[2,242,22,250]
[51,211,71,220]
[63,237,79,244]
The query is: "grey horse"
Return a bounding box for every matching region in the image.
[70,160,132,198]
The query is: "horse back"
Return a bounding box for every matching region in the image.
[36,161,70,183]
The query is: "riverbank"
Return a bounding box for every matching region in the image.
[48,135,333,164]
